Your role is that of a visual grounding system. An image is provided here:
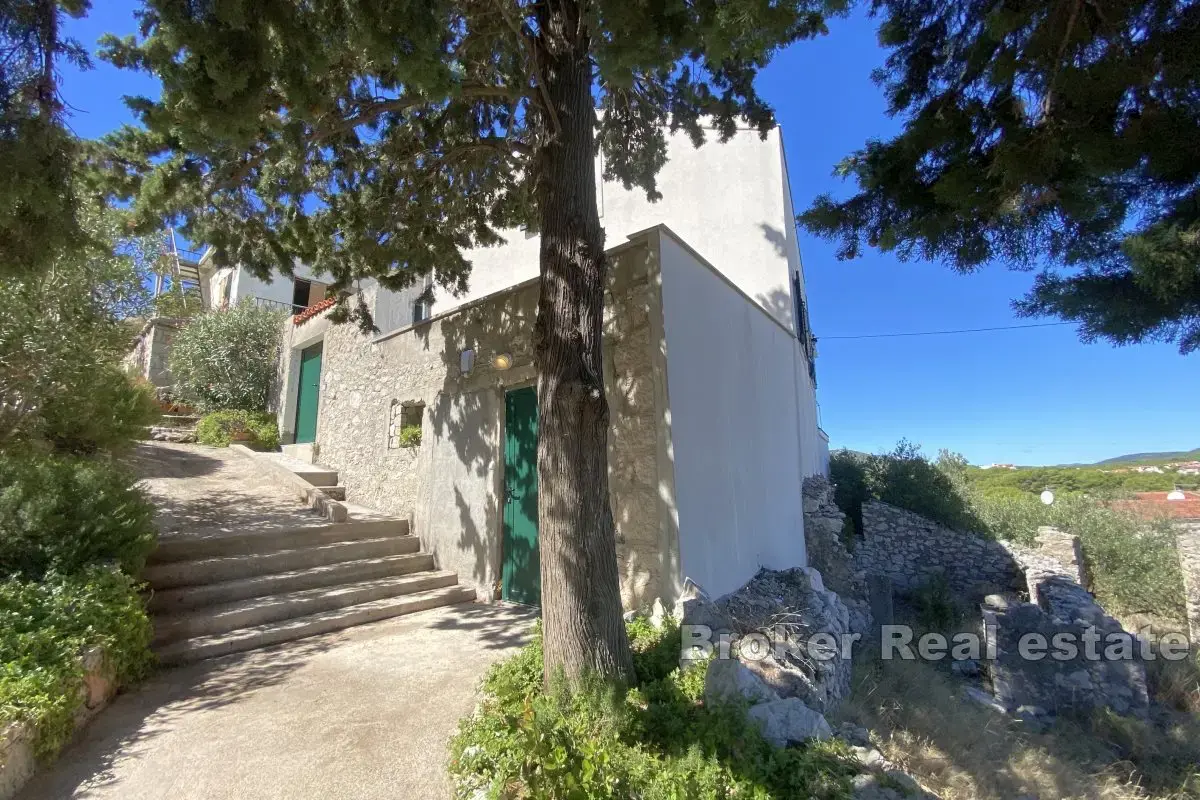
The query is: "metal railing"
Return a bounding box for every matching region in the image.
[253,297,307,313]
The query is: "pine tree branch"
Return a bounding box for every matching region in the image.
[209,83,527,195]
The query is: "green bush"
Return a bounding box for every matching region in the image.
[830,441,986,536]
[0,567,154,759]
[196,410,280,450]
[0,452,157,580]
[449,620,859,800]
[169,302,285,412]
[38,367,161,455]
[973,491,1185,621]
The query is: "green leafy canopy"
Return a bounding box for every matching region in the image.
[97,0,845,311]
[800,0,1200,354]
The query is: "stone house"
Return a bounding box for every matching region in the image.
[237,127,827,609]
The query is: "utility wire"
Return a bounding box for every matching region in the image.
[821,321,1073,340]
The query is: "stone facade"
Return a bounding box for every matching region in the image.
[856,501,1024,599]
[273,237,672,609]
[123,317,185,389]
[1177,526,1200,642]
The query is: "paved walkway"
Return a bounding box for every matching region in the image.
[18,604,535,800]
[131,441,331,538]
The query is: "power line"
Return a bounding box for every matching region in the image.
[820,321,1073,341]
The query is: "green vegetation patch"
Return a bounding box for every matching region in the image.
[196,410,281,450]
[450,618,860,799]
[0,451,157,580]
[0,568,154,760]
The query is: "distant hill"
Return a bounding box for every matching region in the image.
[1093,448,1200,466]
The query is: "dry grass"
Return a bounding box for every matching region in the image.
[835,655,1200,800]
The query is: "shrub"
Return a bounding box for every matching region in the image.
[169,302,285,412]
[196,410,280,450]
[0,207,145,450]
[0,567,154,759]
[830,441,985,536]
[0,451,157,580]
[449,620,860,800]
[973,491,1185,621]
[38,366,160,454]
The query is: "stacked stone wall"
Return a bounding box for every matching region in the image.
[855,501,1024,599]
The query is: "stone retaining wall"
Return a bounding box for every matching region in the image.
[855,501,1024,599]
[1177,526,1200,643]
[982,592,1149,718]
[0,647,115,800]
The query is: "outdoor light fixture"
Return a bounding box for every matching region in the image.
[1040,490,1055,506]
[491,352,513,371]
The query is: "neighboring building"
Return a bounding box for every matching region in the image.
[200,257,333,315]
[235,126,823,609]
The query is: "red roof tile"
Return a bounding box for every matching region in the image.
[1113,491,1200,520]
[292,296,337,326]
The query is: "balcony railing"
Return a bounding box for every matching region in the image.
[253,297,307,313]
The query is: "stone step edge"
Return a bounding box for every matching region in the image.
[155,585,477,666]
[149,518,410,564]
[146,552,437,613]
[151,570,461,645]
[143,536,421,591]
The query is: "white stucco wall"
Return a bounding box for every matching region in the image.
[369,125,798,336]
[657,230,816,599]
[231,262,328,308]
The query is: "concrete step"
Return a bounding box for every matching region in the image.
[147,426,197,443]
[148,552,437,613]
[144,536,421,590]
[155,585,477,666]
[150,518,409,564]
[289,464,338,488]
[321,486,347,501]
[153,571,461,645]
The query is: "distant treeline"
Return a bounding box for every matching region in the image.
[965,466,1197,496]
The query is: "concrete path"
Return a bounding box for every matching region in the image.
[18,604,535,800]
[131,441,329,538]
[130,441,387,539]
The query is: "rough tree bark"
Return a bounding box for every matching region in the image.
[532,1,636,687]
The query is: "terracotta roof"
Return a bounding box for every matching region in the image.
[292,296,337,325]
[1113,491,1200,521]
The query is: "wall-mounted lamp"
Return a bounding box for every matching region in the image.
[490,352,513,371]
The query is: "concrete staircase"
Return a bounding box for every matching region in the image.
[147,517,475,666]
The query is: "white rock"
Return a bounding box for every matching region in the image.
[746,697,832,747]
[704,658,779,707]
[649,597,668,629]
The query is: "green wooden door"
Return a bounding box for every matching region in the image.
[294,342,322,444]
[502,386,540,606]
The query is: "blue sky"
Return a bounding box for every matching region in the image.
[60,4,1199,467]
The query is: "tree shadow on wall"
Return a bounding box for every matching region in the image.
[405,242,657,629]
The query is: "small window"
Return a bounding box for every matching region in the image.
[292,278,312,310]
[413,296,432,324]
[388,401,424,449]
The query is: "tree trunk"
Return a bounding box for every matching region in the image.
[532,2,635,687]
